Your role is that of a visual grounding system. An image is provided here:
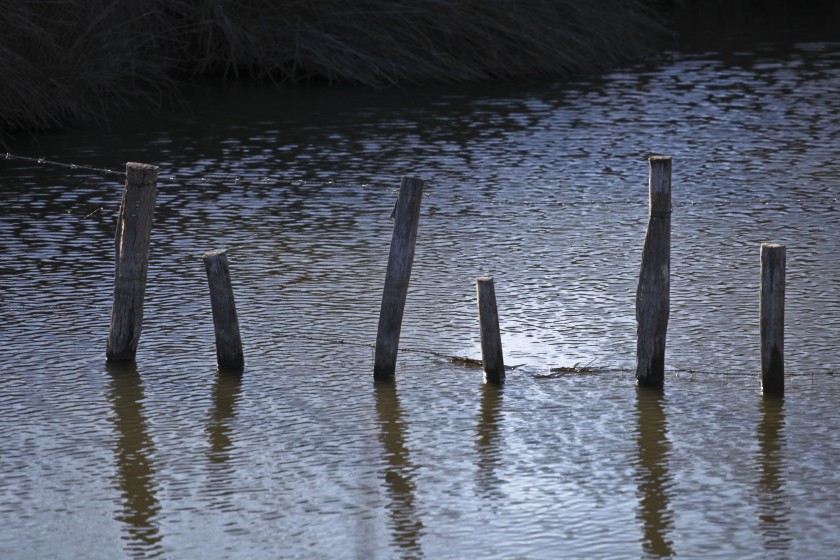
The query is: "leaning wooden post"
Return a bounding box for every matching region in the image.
[203,250,244,372]
[636,156,671,387]
[107,162,159,362]
[373,177,424,380]
[476,276,505,384]
[760,243,785,396]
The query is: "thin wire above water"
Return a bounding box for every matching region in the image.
[5,152,836,213]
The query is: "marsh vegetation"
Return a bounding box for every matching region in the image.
[1,0,666,141]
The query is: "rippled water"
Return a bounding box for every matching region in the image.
[2,36,840,559]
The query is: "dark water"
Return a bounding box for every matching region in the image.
[2,32,840,559]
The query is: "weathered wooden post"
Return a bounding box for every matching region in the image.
[203,250,244,372]
[476,276,505,384]
[636,156,671,387]
[760,243,785,396]
[107,162,158,362]
[373,176,424,381]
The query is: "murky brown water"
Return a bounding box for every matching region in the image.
[2,29,840,559]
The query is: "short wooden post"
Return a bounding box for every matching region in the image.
[203,250,244,372]
[760,243,785,396]
[476,276,505,384]
[107,162,159,362]
[636,156,671,387]
[373,176,424,380]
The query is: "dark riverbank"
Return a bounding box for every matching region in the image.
[1,0,666,144]
[670,0,840,51]
[2,0,838,146]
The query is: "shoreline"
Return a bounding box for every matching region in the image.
[3,0,838,147]
[1,0,668,144]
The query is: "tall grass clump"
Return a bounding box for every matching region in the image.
[1,0,667,141]
[167,0,667,85]
[0,0,179,141]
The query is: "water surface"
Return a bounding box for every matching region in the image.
[2,36,840,559]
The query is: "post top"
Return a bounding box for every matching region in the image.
[648,155,672,162]
[203,249,228,259]
[400,176,425,186]
[126,162,160,185]
[476,276,494,283]
[127,162,159,171]
[760,243,786,253]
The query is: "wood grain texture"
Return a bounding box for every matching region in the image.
[636,156,671,387]
[477,276,505,384]
[204,250,244,372]
[107,162,158,362]
[760,243,785,396]
[374,177,424,380]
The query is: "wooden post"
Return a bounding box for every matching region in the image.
[636,156,671,387]
[107,162,159,362]
[203,250,244,372]
[373,176,424,380]
[476,276,505,384]
[760,243,785,396]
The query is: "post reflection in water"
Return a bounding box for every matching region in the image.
[373,380,424,557]
[207,372,243,466]
[634,387,675,558]
[756,396,790,552]
[475,382,504,500]
[106,362,163,557]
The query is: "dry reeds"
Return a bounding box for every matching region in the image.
[168,0,666,85]
[1,0,667,141]
[0,1,177,140]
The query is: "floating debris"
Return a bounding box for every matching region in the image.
[535,360,599,378]
[450,356,483,368]
[448,356,521,371]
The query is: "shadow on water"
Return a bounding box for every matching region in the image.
[671,0,840,52]
[634,387,675,558]
[106,361,163,558]
[756,396,790,553]
[373,380,424,558]
[475,382,504,500]
[207,371,243,466]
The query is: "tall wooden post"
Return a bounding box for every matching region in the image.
[636,156,671,387]
[203,250,244,372]
[476,276,505,384]
[760,243,785,396]
[107,162,158,362]
[374,176,424,380]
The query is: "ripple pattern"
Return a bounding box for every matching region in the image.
[2,40,840,559]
